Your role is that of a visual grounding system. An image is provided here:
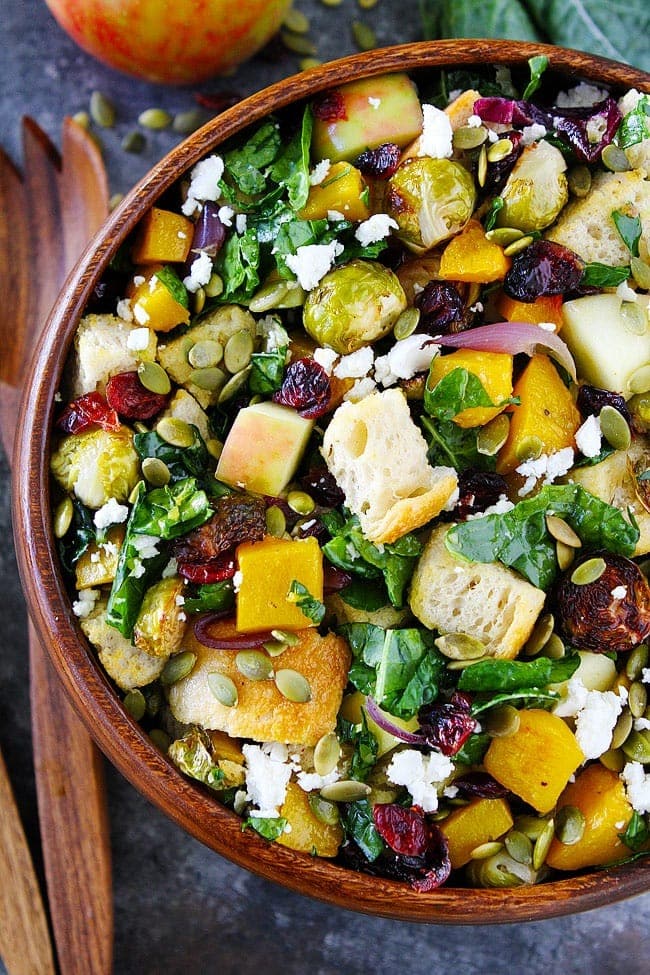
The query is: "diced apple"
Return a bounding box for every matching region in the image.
[236,536,323,632]
[312,73,423,163]
[561,293,650,399]
[216,401,313,495]
[131,207,194,264]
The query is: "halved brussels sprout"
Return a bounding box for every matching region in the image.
[387,157,477,253]
[133,576,188,657]
[496,140,568,234]
[50,427,140,509]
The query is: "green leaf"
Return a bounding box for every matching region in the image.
[484,197,505,232]
[446,483,639,589]
[155,265,189,309]
[133,427,209,483]
[580,263,631,288]
[437,0,541,42]
[470,689,560,715]
[424,367,508,422]
[458,654,580,692]
[612,209,642,257]
[338,712,379,782]
[58,498,96,571]
[244,816,288,841]
[522,55,549,99]
[338,577,388,612]
[248,347,287,395]
[340,799,385,861]
[183,580,235,616]
[421,414,492,473]
[616,95,650,149]
[455,732,491,765]
[224,120,282,195]
[287,580,326,624]
[269,106,313,211]
[213,228,260,303]
[129,477,212,540]
[618,810,649,852]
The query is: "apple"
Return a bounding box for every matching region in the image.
[42,0,292,85]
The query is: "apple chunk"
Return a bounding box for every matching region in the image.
[216,401,313,495]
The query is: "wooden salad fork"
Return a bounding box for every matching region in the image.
[0,117,112,975]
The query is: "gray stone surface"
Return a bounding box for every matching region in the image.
[1,1,649,972]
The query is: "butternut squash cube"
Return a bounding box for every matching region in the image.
[495,292,564,331]
[496,354,581,475]
[131,207,193,264]
[545,764,634,871]
[130,267,190,333]
[276,781,343,857]
[299,162,370,223]
[427,349,513,428]
[439,220,511,283]
[236,536,323,632]
[484,709,584,814]
[439,797,514,869]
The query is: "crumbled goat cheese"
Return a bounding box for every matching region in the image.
[72,588,100,619]
[126,326,151,352]
[296,768,340,791]
[418,104,453,159]
[354,213,398,247]
[387,748,455,813]
[130,559,145,579]
[516,447,575,496]
[537,321,556,332]
[572,686,627,760]
[133,303,150,325]
[178,231,187,239]
[131,534,161,560]
[162,558,178,579]
[183,251,213,293]
[634,717,650,731]
[94,498,129,531]
[100,540,118,559]
[217,205,234,227]
[553,676,590,718]
[368,97,381,109]
[175,594,185,606]
[256,315,289,353]
[466,495,516,520]
[467,114,482,128]
[235,213,247,234]
[133,275,146,287]
[616,279,638,302]
[575,414,602,459]
[621,761,650,814]
[556,83,609,108]
[327,209,345,222]
[232,570,243,593]
[284,240,343,291]
[242,743,292,818]
[442,485,460,512]
[611,585,628,600]
[116,298,134,322]
[344,377,377,402]
[618,89,643,115]
[333,346,374,380]
[374,334,439,387]
[313,347,339,375]
[181,154,224,216]
[309,158,331,186]
[521,123,548,146]
[643,668,650,685]
[469,301,484,314]
[90,552,100,564]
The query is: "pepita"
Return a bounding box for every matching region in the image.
[248,279,291,313]
[620,300,647,336]
[486,138,513,163]
[320,780,371,802]
[629,363,650,395]
[611,710,634,750]
[206,438,223,460]
[470,841,504,860]
[121,130,145,154]
[156,416,195,448]
[275,668,312,703]
[622,729,650,763]
[235,650,273,681]
[192,287,206,316]
[265,505,287,537]
[453,126,488,151]
[504,829,533,864]
[160,651,197,686]
[208,671,239,707]
[503,235,534,258]
[358,0,379,7]
[224,330,254,374]
[626,643,649,681]
[543,633,565,660]
[53,496,74,538]
[485,227,524,247]
[271,630,300,646]
[602,143,631,172]
[570,556,606,586]
[435,632,487,660]
[281,30,317,56]
[477,145,487,187]
[477,413,510,456]
[567,165,592,198]
[138,360,171,395]
[599,748,625,772]
[308,794,340,825]
[72,111,90,130]
[630,256,650,290]
[300,58,322,71]
[532,818,555,870]
[515,815,548,842]
[218,365,252,403]
[123,688,146,721]
[89,90,116,128]
[629,681,647,719]
[554,805,585,845]
[138,107,173,130]
[262,640,289,657]
[351,20,376,51]
[287,490,315,516]
[172,108,207,135]
[283,7,310,32]
[483,705,520,738]
[522,612,554,657]
[142,456,171,487]
[320,0,343,5]
[514,434,543,462]
[188,339,224,369]
[393,307,420,340]
[546,514,582,548]
[313,732,341,776]
[190,366,227,391]
[204,273,224,298]
[556,539,576,572]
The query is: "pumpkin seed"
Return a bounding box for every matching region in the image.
[275,668,311,703]
[487,138,514,163]
[503,235,534,258]
[570,556,606,586]
[314,732,341,776]
[599,747,625,772]
[543,633,565,660]
[235,650,273,681]
[138,107,173,130]
[546,514,582,548]
[434,632,487,660]
[283,7,310,32]
[204,273,224,298]
[504,829,533,864]
[90,90,116,128]
[123,688,146,721]
[128,480,145,504]
[555,805,585,845]
[172,108,207,135]
[476,413,510,456]
[622,729,650,763]
[351,20,376,50]
[149,729,170,752]
[192,287,206,316]
[630,256,650,290]
[602,143,631,172]
[271,629,300,646]
[477,145,488,187]
[72,110,90,130]
[248,279,291,313]
[265,505,287,537]
[320,780,371,802]
[567,164,592,198]
[156,416,195,448]
[515,815,548,842]
[189,339,224,369]
[626,643,649,680]
[208,672,238,707]
[611,710,634,750]
[281,30,317,55]
[206,438,223,460]
[620,300,647,336]
[358,0,379,7]
[320,0,343,5]
[53,497,74,538]
[629,681,648,718]
[556,539,576,572]
[138,360,171,395]
[523,612,554,657]
[483,705,520,738]
[121,130,145,154]
[160,651,197,686]
[287,490,315,516]
[393,307,420,340]
[142,456,171,487]
[263,640,289,657]
[532,818,555,870]
[485,227,524,246]
[629,363,650,395]
[224,330,254,374]
[218,365,252,404]
[514,434,543,462]
[308,794,340,825]
[108,193,123,212]
[190,366,227,392]
[300,57,322,71]
[446,657,489,671]
[470,841,504,860]
[453,125,488,151]
[466,851,528,888]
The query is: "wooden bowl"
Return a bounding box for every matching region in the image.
[13,39,650,923]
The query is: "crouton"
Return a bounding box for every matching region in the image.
[81,603,168,690]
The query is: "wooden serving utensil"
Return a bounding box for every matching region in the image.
[0,117,113,975]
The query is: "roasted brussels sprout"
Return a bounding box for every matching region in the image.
[386,157,476,253]
[168,727,246,791]
[50,427,140,509]
[303,259,407,354]
[133,576,188,657]
[495,140,568,234]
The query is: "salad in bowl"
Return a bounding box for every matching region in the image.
[47,52,650,896]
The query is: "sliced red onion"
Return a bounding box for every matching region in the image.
[365,696,422,744]
[193,614,274,649]
[191,201,227,257]
[473,97,533,126]
[434,321,577,381]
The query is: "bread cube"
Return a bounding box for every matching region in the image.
[81,604,168,690]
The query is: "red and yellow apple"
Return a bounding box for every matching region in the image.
[42,0,292,85]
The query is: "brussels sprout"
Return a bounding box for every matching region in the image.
[168,727,246,791]
[50,427,140,509]
[496,140,568,234]
[133,576,188,657]
[303,259,407,354]
[387,157,477,254]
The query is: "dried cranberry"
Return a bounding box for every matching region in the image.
[324,563,353,592]
[411,826,452,892]
[373,803,429,856]
[56,392,120,434]
[312,90,347,122]
[503,240,585,302]
[417,692,477,756]
[414,281,466,334]
[299,466,345,507]
[453,772,509,799]
[482,131,523,192]
[295,519,329,545]
[371,805,452,891]
[576,384,632,424]
[106,371,168,421]
[454,470,509,520]
[356,143,401,180]
[175,494,266,563]
[193,90,241,112]
[177,552,237,584]
[273,357,331,419]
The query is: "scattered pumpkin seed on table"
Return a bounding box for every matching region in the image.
[138,107,173,130]
[90,90,116,128]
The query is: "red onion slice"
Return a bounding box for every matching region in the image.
[364,696,422,744]
[434,321,577,381]
[193,614,274,649]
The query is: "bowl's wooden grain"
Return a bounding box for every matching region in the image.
[13,40,650,922]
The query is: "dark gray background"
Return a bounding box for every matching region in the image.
[1,1,649,972]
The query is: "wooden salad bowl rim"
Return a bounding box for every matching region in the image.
[13,39,650,923]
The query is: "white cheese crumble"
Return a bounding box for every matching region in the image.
[374,334,440,388]
[354,213,398,246]
[309,158,330,186]
[181,154,224,216]
[183,251,213,293]
[327,209,345,222]
[175,594,185,606]
[516,447,575,496]
[556,83,609,109]
[386,748,455,813]
[618,89,643,115]
[521,123,548,146]
[634,717,650,731]
[93,498,129,531]
[296,769,340,791]
[537,321,556,332]
[242,743,292,818]
[217,205,234,227]
[621,761,650,813]
[133,275,146,287]
[116,298,134,322]
[553,675,589,718]
[344,376,378,402]
[162,558,178,579]
[333,346,374,380]
[131,534,161,560]
[284,240,344,291]
[555,677,627,760]
[126,326,151,352]
[418,104,453,159]
[616,279,638,302]
[235,214,248,234]
[575,414,602,459]
[312,347,339,375]
[611,585,628,600]
[232,570,243,593]
[130,559,145,579]
[367,96,381,109]
[467,114,482,128]
[133,303,151,325]
[72,587,100,619]
[466,495,515,520]
[256,315,289,353]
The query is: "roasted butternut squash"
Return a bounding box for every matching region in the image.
[427,348,513,428]
[131,207,193,264]
[495,292,564,331]
[299,162,370,222]
[236,536,323,632]
[277,781,343,857]
[439,797,514,869]
[439,220,511,283]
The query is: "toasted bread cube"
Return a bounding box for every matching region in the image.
[72,314,157,396]
[236,536,323,633]
[81,604,168,690]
